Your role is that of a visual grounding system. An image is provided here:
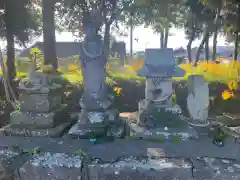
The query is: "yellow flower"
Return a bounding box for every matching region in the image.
[113,87,121,95]
[68,64,79,72]
[30,48,41,59]
[106,63,110,73]
[132,60,144,71]
[221,90,234,100]
[227,80,237,90]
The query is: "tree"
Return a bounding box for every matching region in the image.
[42,0,58,70]
[221,0,240,60]
[56,0,133,59]
[124,0,185,49]
[0,0,41,81]
[185,0,217,63]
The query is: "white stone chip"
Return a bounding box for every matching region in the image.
[30,152,82,168]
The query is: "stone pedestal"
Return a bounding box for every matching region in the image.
[68,108,125,139]
[127,100,199,141]
[0,73,72,137]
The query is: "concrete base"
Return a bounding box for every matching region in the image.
[122,112,199,141]
[0,122,72,138]
[68,109,125,139]
[10,105,69,129]
[128,121,199,141]
[68,118,125,139]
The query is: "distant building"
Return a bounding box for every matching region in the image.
[1,48,22,57]
[19,41,126,62]
[173,46,234,60]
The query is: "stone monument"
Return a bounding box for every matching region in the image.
[186,75,210,127]
[128,48,198,141]
[0,72,72,137]
[68,7,124,139]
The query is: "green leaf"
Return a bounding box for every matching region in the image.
[172,135,181,144]
[23,147,41,154]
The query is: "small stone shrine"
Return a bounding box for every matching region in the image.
[128,48,198,141]
[0,72,71,137]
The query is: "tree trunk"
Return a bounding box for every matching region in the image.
[104,22,111,61]
[234,4,240,61]
[233,33,239,61]
[42,0,57,70]
[5,1,16,82]
[205,34,209,61]
[160,31,164,49]
[195,26,209,65]
[187,30,195,63]
[212,4,221,61]
[212,31,218,61]
[129,13,133,57]
[164,27,169,48]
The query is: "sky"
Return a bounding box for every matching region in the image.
[0,25,231,52]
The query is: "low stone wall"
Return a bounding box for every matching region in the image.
[0,137,240,180]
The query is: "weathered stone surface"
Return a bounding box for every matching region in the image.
[128,120,198,141]
[191,157,240,180]
[88,157,193,180]
[19,91,62,113]
[137,48,185,77]
[187,75,209,126]
[15,152,82,180]
[68,109,125,138]
[0,122,71,137]
[145,78,173,105]
[0,148,20,180]
[10,105,69,128]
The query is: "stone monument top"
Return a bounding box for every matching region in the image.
[19,72,62,93]
[137,48,185,77]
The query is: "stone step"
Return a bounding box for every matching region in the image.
[0,145,240,180]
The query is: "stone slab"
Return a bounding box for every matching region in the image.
[68,112,125,139]
[19,92,62,113]
[1,137,240,162]
[0,122,72,137]
[0,144,239,179]
[88,157,193,180]
[128,121,199,141]
[191,157,240,180]
[15,152,83,180]
[0,148,22,180]
[10,104,69,129]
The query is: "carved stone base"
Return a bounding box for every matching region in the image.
[68,109,125,139]
[0,122,72,137]
[19,91,62,113]
[128,121,199,141]
[9,105,69,129]
[126,103,199,141]
[138,101,183,128]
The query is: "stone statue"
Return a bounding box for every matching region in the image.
[68,9,123,138]
[79,19,112,123]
